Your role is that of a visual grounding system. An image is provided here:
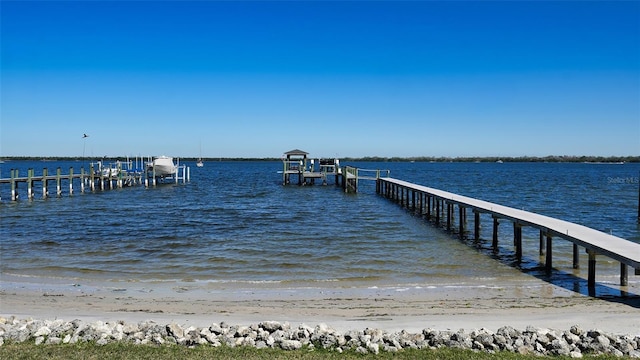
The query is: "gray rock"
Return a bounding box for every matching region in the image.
[166,323,184,339]
[260,321,282,332]
[570,325,584,336]
[280,339,302,350]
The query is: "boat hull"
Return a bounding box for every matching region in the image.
[147,156,177,177]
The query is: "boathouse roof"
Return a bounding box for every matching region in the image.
[284,149,308,156]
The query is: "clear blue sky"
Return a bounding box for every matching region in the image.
[1,1,639,158]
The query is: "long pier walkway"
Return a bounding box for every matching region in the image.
[377,177,640,290]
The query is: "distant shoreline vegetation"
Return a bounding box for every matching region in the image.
[1,155,638,163]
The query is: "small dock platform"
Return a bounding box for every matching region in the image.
[377,177,640,290]
[280,149,391,192]
[281,149,341,186]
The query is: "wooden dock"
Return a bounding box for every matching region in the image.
[280,149,391,192]
[377,177,640,290]
[281,149,342,186]
[0,161,190,201]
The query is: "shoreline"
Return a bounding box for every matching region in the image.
[2,277,639,336]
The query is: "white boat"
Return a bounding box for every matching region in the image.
[196,141,204,167]
[94,161,125,177]
[147,156,177,177]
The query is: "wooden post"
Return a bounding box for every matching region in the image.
[450,202,455,226]
[403,187,407,207]
[458,206,465,239]
[69,167,74,195]
[539,230,545,255]
[118,163,124,188]
[43,168,49,198]
[426,196,431,219]
[90,164,95,191]
[435,198,440,226]
[587,249,596,288]
[515,223,522,262]
[11,169,18,201]
[474,211,480,242]
[492,217,499,251]
[446,202,452,231]
[56,167,62,196]
[546,235,553,273]
[27,168,34,200]
[80,167,85,193]
[620,263,628,286]
[572,243,579,269]
[411,190,416,212]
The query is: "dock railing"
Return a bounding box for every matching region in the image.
[341,166,390,193]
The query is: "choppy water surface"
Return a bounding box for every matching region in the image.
[1,160,639,296]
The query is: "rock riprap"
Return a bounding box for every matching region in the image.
[1,317,638,357]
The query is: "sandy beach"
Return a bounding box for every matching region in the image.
[2,276,639,337]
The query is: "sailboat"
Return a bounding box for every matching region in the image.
[196,142,204,167]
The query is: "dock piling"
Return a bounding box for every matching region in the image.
[42,168,49,198]
[514,223,522,261]
[492,217,499,251]
[69,167,74,195]
[587,249,597,288]
[545,235,553,273]
[458,206,466,239]
[474,211,480,242]
[621,263,628,286]
[11,169,18,201]
[56,167,62,196]
[27,169,34,200]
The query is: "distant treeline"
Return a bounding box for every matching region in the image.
[2,155,639,163]
[342,155,639,163]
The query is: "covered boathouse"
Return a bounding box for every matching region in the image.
[281,149,340,185]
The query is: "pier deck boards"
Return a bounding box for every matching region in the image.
[379,177,640,288]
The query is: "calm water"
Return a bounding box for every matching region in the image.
[1,160,639,296]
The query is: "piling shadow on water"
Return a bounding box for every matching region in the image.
[473,240,640,308]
